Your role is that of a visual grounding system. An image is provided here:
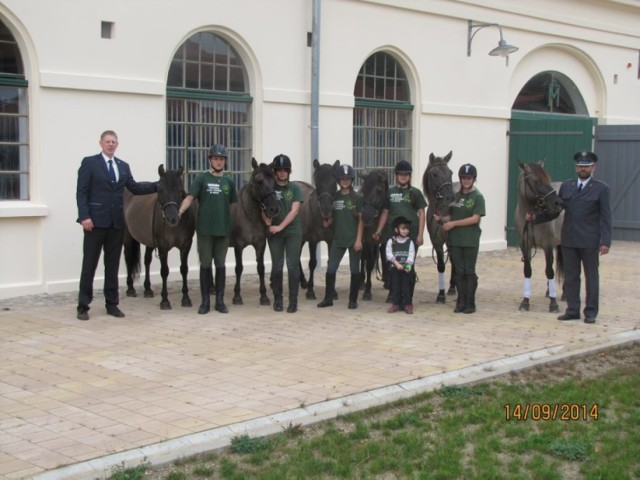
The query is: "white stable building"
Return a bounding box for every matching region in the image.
[0,0,639,299]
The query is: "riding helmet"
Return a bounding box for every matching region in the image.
[392,215,412,230]
[458,163,477,179]
[335,164,355,180]
[208,144,228,158]
[272,154,292,171]
[394,160,413,174]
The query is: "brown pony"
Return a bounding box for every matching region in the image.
[124,165,195,310]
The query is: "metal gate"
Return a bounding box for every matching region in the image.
[506,112,596,246]
[594,125,640,241]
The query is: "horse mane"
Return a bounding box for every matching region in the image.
[523,162,552,184]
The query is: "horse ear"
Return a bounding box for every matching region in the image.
[333,159,340,168]
[251,157,258,170]
[158,164,166,177]
[429,153,435,163]
[518,160,530,173]
[313,159,320,170]
[538,157,546,168]
[444,151,453,162]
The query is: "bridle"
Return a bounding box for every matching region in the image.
[523,171,556,213]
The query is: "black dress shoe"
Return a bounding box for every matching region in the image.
[557,313,580,321]
[106,306,125,318]
[584,316,596,324]
[77,310,89,321]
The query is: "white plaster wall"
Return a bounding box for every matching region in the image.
[0,0,639,298]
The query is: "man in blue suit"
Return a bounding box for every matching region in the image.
[557,151,612,324]
[76,130,157,321]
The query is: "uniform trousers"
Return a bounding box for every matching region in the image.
[561,246,600,318]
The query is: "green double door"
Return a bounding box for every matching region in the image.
[506,112,596,246]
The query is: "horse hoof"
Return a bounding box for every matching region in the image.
[519,303,530,311]
[436,292,446,304]
[232,297,243,305]
[259,297,271,306]
[549,301,560,313]
[126,289,137,298]
[362,292,372,301]
[182,299,192,308]
[160,303,172,310]
[144,291,154,298]
[447,287,456,296]
[306,291,316,300]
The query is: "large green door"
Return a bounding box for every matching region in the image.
[506,112,596,246]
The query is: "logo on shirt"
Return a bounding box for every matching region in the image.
[222,183,231,195]
[284,190,294,201]
[390,192,410,204]
[207,182,221,195]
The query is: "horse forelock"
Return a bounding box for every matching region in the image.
[527,163,551,184]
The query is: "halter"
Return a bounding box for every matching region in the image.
[523,171,556,213]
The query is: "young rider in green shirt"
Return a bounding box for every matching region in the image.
[179,144,238,315]
[263,154,303,313]
[434,163,485,314]
[317,164,364,310]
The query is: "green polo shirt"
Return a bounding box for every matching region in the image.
[331,190,362,248]
[448,188,485,247]
[189,172,238,236]
[273,181,303,235]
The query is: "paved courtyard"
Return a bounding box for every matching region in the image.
[1,243,639,479]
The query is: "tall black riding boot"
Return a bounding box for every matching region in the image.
[271,270,284,312]
[287,267,300,313]
[198,267,212,315]
[348,274,360,309]
[317,273,336,308]
[453,274,467,314]
[214,267,229,313]
[464,274,478,314]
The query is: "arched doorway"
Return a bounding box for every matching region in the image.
[506,71,595,246]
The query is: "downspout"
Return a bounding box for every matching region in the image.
[310,0,321,163]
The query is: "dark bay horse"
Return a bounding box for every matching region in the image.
[359,169,389,300]
[514,160,564,312]
[422,151,457,303]
[124,165,195,310]
[297,159,339,299]
[229,158,280,306]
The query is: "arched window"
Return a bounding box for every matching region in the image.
[353,52,413,186]
[512,71,587,115]
[166,32,252,188]
[0,20,28,200]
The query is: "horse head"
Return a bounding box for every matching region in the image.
[360,169,389,228]
[249,157,280,218]
[312,159,339,220]
[518,160,563,216]
[423,151,455,215]
[157,164,185,227]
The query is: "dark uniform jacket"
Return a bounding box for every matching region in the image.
[76,153,156,229]
[558,178,612,249]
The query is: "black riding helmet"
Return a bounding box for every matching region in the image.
[272,154,292,171]
[208,144,227,158]
[394,160,413,174]
[335,164,355,181]
[458,163,477,179]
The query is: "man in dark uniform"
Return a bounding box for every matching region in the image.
[557,151,612,324]
[76,130,157,321]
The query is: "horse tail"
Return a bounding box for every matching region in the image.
[124,235,142,280]
[555,245,563,283]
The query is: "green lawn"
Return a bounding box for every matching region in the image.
[113,342,640,480]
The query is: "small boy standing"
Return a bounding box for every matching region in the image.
[386,216,416,314]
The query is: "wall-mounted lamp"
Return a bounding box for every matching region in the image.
[467,20,518,57]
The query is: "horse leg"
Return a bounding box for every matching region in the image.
[544,249,560,313]
[158,250,172,310]
[256,243,271,305]
[447,260,457,296]
[362,248,373,301]
[233,246,244,305]
[306,242,317,300]
[143,247,154,298]
[435,248,446,304]
[179,246,192,308]
[520,254,532,312]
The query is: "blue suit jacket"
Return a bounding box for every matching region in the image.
[76,153,156,229]
[558,178,612,249]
